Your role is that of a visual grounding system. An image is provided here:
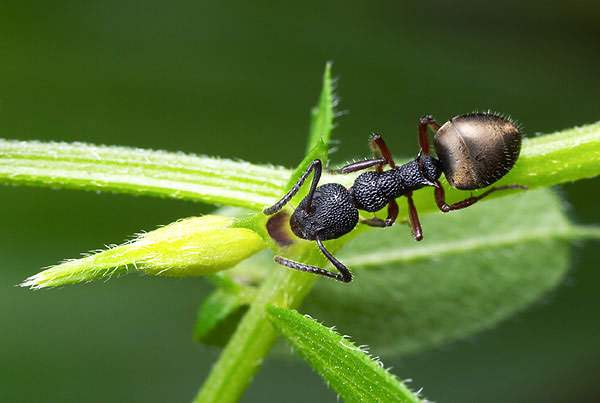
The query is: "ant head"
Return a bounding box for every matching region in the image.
[417,151,442,185]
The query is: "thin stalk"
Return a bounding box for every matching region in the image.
[193,269,316,403]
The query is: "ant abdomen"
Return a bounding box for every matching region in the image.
[434,112,521,190]
[290,183,358,241]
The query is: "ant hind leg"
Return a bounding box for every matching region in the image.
[406,192,423,240]
[434,181,527,212]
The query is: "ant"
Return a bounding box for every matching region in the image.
[264,112,525,283]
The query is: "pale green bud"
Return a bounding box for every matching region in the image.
[21,215,266,289]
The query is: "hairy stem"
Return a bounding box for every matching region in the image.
[193,269,316,403]
[1,122,598,213]
[0,139,287,209]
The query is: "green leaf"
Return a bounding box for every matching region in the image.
[194,288,251,346]
[306,61,335,156]
[301,188,600,356]
[0,139,288,210]
[283,62,335,191]
[193,274,257,346]
[267,305,422,403]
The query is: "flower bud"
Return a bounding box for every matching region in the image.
[21,215,266,289]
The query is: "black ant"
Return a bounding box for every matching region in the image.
[264,112,525,283]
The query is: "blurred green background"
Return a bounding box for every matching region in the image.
[1,1,599,402]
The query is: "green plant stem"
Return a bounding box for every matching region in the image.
[0,139,288,209]
[193,269,316,403]
[1,122,599,212]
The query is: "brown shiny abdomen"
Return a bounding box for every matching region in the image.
[433,112,522,190]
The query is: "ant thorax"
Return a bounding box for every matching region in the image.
[350,158,440,213]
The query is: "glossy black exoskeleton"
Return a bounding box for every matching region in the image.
[264,112,525,283]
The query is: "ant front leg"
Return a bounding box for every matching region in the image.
[361,199,399,227]
[263,159,322,215]
[434,181,527,212]
[418,115,441,155]
[273,238,352,283]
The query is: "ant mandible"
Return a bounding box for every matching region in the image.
[264,112,525,283]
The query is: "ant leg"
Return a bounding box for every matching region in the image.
[434,181,527,212]
[406,192,423,241]
[361,217,387,227]
[418,115,441,155]
[273,256,347,282]
[337,133,396,174]
[316,238,352,282]
[273,238,352,283]
[361,199,399,227]
[263,159,322,215]
[369,133,395,172]
[338,158,386,174]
